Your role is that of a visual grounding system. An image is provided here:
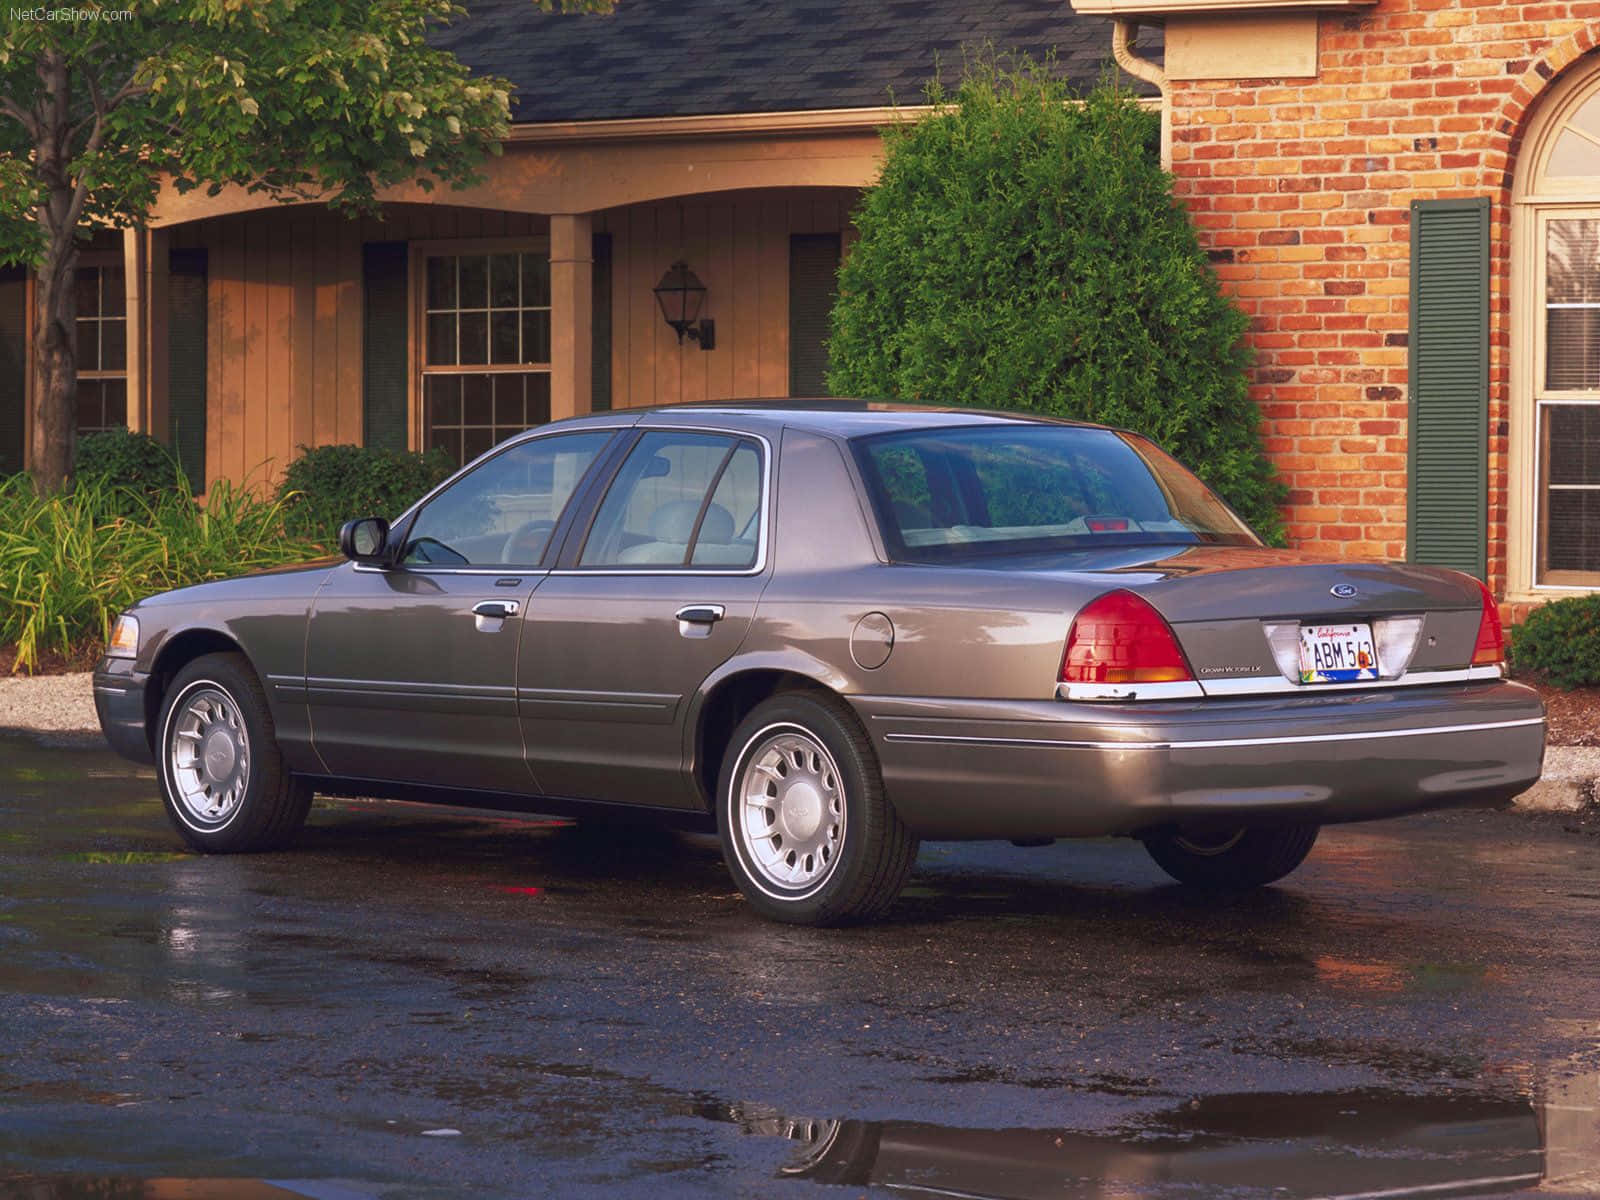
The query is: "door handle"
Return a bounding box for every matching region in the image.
[473,599,520,619]
[674,604,725,625]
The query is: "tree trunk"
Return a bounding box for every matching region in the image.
[29,240,76,494]
[29,48,78,494]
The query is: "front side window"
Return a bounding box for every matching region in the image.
[579,431,762,569]
[75,265,127,433]
[421,248,552,466]
[402,431,611,567]
[854,424,1259,563]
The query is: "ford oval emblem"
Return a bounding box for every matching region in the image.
[1330,583,1359,599]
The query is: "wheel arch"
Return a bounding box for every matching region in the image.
[690,663,847,810]
[144,627,250,752]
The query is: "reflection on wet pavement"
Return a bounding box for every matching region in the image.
[1,732,1599,1198]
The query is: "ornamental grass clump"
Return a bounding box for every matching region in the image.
[1509,594,1600,690]
[828,60,1286,542]
[0,474,323,673]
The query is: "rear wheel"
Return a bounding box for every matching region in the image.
[1142,823,1319,889]
[157,652,311,853]
[717,692,917,926]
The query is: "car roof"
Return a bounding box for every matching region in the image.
[533,398,1103,442]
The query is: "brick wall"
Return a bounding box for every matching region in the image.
[1167,5,1600,594]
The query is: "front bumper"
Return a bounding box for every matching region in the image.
[92,656,154,765]
[856,679,1546,840]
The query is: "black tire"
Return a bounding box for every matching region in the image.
[156,652,311,853]
[716,691,917,926]
[1142,823,1319,889]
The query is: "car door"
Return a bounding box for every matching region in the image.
[518,428,772,808]
[305,429,617,791]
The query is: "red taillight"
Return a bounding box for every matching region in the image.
[1471,580,1506,667]
[1061,590,1194,684]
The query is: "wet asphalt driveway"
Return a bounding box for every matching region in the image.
[2,731,1600,1199]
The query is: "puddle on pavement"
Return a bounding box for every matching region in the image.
[712,1078,1600,1198]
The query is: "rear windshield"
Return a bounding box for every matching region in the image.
[852,424,1261,562]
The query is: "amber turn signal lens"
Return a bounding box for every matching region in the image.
[107,614,140,659]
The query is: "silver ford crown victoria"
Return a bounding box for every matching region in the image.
[94,402,1545,925]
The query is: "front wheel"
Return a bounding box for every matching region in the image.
[717,692,918,926]
[1142,823,1319,889]
[157,652,311,853]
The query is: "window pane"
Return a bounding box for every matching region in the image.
[101,268,126,317]
[692,444,761,567]
[458,254,488,309]
[1546,219,1600,391]
[76,319,100,372]
[522,311,551,364]
[1546,488,1600,573]
[1548,219,1600,303]
[74,269,99,319]
[461,373,492,426]
[490,253,519,308]
[527,372,551,425]
[101,379,127,427]
[1546,405,1600,484]
[427,374,462,426]
[404,431,612,566]
[459,311,488,365]
[426,313,457,366]
[580,432,738,567]
[101,318,126,372]
[427,256,456,310]
[493,374,525,427]
[1547,130,1600,178]
[491,310,519,364]
[75,380,103,429]
[522,252,550,307]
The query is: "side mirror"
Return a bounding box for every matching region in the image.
[339,517,390,564]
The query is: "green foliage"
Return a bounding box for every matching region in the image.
[0,1,610,268]
[0,474,323,673]
[828,60,1286,543]
[275,443,455,542]
[74,428,181,511]
[1509,594,1600,689]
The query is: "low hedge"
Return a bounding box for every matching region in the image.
[1509,594,1600,690]
[275,444,456,543]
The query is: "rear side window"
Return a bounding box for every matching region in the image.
[854,425,1259,562]
[580,431,763,569]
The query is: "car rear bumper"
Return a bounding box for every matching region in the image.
[854,679,1546,840]
[93,657,154,765]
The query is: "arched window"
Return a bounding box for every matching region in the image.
[1512,62,1600,593]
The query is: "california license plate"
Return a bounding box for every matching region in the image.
[1299,622,1379,683]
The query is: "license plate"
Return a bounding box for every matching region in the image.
[1299,622,1379,683]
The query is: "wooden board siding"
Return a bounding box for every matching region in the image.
[593,189,859,409]
[168,204,549,490]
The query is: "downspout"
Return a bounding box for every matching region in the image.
[1112,19,1171,170]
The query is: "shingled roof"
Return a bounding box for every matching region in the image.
[431,1,1156,125]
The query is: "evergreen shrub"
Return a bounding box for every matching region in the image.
[828,61,1286,542]
[75,428,182,510]
[1509,594,1600,689]
[276,443,455,543]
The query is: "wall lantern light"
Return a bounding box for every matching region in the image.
[652,260,715,350]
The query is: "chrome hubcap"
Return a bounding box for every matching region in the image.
[169,687,250,826]
[738,729,846,890]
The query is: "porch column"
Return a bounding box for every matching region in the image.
[121,226,145,433]
[145,227,170,445]
[549,212,593,422]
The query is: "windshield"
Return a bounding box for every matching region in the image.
[852,424,1261,562]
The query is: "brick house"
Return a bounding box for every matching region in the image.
[1068,0,1600,612]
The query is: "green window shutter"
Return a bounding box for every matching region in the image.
[1408,198,1489,580]
[0,267,24,476]
[789,234,841,397]
[167,249,208,492]
[592,233,612,412]
[362,242,409,451]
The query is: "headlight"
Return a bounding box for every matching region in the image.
[107,613,140,658]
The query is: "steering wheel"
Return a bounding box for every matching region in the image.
[500,519,556,564]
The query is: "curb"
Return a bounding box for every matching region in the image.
[1516,745,1600,815]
